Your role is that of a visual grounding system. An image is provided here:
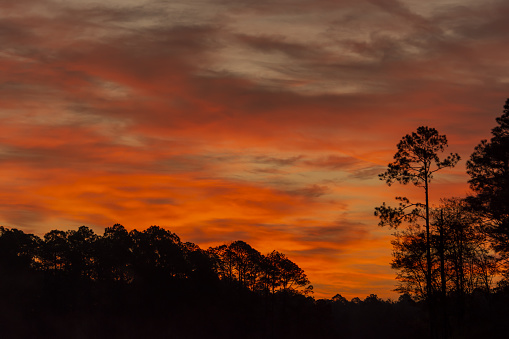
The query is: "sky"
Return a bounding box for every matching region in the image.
[1,0,508,299]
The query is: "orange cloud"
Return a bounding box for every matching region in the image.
[1,0,508,300]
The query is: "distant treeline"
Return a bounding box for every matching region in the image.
[0,223,313,338]
[0,224,312,294]
[1,224,509,339]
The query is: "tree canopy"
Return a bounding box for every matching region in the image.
[467,98,509,256]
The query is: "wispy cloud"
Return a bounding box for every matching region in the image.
[0,0,508,299]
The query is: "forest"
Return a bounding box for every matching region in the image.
[1,99,508,339]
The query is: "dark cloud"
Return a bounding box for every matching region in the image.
[366,0,433,29]
[253,155,303,166]
[0,205,49,227]
[286,184,331,198]
[249,167,286,174]
[305,155,360,170]
[235,33,319,60]
[433,1,509,40]
[348,166,385,180]
[296,221,369,245]
[140,198,177,205]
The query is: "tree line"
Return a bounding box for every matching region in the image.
[2,223,441,339]
[0,224,311,296]
[0,224,321,338]
[6,220,502,339]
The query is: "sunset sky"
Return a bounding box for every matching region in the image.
[1,0,509,299]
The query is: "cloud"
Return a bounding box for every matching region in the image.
[235,33,320,60]
[304,155,360,170]
[1,0,508,299]
[348,166,385,180]
[253,155,303,166]
[286,184,331,198]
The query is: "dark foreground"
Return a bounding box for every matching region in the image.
[2,274,509,339]
[1,224,509,338]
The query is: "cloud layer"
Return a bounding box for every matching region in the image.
[1,0,508,299]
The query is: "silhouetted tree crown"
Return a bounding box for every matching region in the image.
[467,98,509,256]
[379,126,460,188]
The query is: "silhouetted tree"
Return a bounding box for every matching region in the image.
[229,240,263,289]
[208,244,236,282]
[262,250,310,294]
[433,198,498,295]
[331,293,348,305]
[0,226,40,273]
[181,242,217,283]
[391,223,432,299]
[130,226,187,281]
[40,229,70,274]
[467,98,509,260]
[209,241,264,290]
[390,198,498,299]
[376,126,460,301]
[96,223,133,282]
[66,226,98,279]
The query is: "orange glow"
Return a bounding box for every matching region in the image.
[1,0,507,300]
